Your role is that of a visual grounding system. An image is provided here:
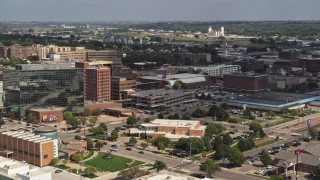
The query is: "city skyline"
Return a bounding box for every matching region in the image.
[0,0,320,22]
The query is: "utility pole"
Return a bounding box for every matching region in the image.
[189,138,192,159]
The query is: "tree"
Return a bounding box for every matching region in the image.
[157,142,166,151]
[61,159,68,166]
[51,157,60,166]
[222,133,233,145]
[200,93,206,100]
[205,123,225,137]
[259,129,267,138]
[213,136,223,151]
[144,118,151,123]
[175,138,189,151]
[206,94,212,100]
[215,144,231,160]
[260,149,272,166]
[202,135,213,151]
[158,113,164,119]
[192,108,207,118]
[280,108,290,116]
[190,137,205,154]
[173,113,180,119]
[227,148,245,167]
[63,111,74,120]
[71,152,83,163]
[290,109,299,118]
[182,113,191,120]
[26,113,36,123]
[243,109,252,119]
[153,161,167,172]
[109,130,119,141]
[151,137,170,148]
[79,117,86,126]
[308,127,319,140]
[140,142,149,150]
[199,159,221,178]
[173,81,182,89]
[83,166,97,177]
[75,135,82,140]
[86,138,94,149]
[238,139,250,152]
[84,108,92,117]
[249,121,263,134]
[316,164,320,178]
[92,108,102,116]
[89,126,104,135]
[129,137,138,145]
[126,116,138,126]
[67,118,80,129]
[118,166,148,180]
[181,83,188,89]
[220,103,230,110]
[0,118,5,126]
[158,105,166,112]
[194,34,200,38]
[100,123,108,131]
[268,111,276,119]
[95,141,104,151]
[89,117,97,125]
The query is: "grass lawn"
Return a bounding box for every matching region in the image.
[55,165,70,170]
[265,116,294,127]
[227,117,245,124]
[83,152,145,172]
[86,134,103,140]
[254,140,276,149]
[84,150,94,160]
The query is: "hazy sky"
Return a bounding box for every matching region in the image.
[0,0,319,21]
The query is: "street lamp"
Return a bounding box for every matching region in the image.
[295,149,300,180]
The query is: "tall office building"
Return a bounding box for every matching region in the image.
[111,77,136,100]
[3,64,84,117]
[75,61,111,101]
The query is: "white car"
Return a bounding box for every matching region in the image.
[267,165,273,169]
[255,170,264,174]
[147,147,153,151]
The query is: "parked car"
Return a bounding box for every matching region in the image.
[255,169,264,174]
[266,165,273,169]
[126,147,132,151]
[138,151,144,154]
[55,169,63,173]
[110,145,118,151]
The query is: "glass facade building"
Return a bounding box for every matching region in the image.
[3,64,84,117]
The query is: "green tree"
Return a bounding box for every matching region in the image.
[181,83,188,89]
[238,139,249,152]
[308,127,319,140]
[284,142,291,148]
[51,157,60,166]
[109,130,119,141]
[67,118,80,129]
[158,113,164,119]
[280,108,290,116]
[95,141,104,151]
[92,108,102,116]
[200,93,206,100]
[220,103,230,110]
[192,108,207,118]
[71,152,83,163]
[268,111,276,119]
[158,105,166,112]
[151,137,170,148]
[199,159,221,178]
[213,136,223,150]
[182,113,191,120]
[215,144,231,160]
[173,81,182,89]
[175,138,189,151]
[61,159,68,166]
[316,164,320,178]
[89,117,97,125]
[0,118,5,126]
[174,113,180,119]
[83,166,97,177]
[153,161,167,172]
[202,135,213,151]
[205,123,225,137]
[26,113,36,124]
[140,142,149,150]
[260,149,272,166]
[79,117,86,126]
[126,116,138,126]
[243,109,252,119]
[206,94,212,100]
[190,137,205,154]
[84,108,92,117]
[227,148,245,167]
[129,137,138,145]
[63,111,74,120]
[75,135,82,140]
[249,121,263,134]
[118,166,146,180]
[89,126,104,135]
[157,142,166,151]
[144,118,151,123]
[290,109,299,118]
[100,123,108,131]
[222,133,233,145]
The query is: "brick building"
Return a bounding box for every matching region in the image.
[0,45,38,59]
[0,131,55,167]
[233,60,264,72]
[111,77,136,100]
[129,119,205,141]
[75,61,112,101]
[299,58,320,74]
[27,107,64,124]
[223,72,268,94]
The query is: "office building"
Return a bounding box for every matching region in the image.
[223,72,268,94]
[111,77,136,100]
[0,131,56,167]
[129,119,205,141]
[192,64,241,77]
[86,50,122,71]
[268,75,306,90]
[299,58,320,74]
[128,89,195,110]
[208,26,225,37]
[0,45,38,59]
[75,61,111,102]
[3,64,84,117]
[233,60,264,72]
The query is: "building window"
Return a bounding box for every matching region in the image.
[44,154,48,159]
[35,154,40,158]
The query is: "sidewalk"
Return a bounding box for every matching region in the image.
[83,151,99,162]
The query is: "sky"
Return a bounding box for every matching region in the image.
[0,0,319,22]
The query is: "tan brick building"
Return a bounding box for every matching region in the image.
[27,107,64,124]
[0,131,55,167]
[111,77,136,100]
[129,119,205,141]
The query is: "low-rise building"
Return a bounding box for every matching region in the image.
[27,107,64,124]
[129,119,205,141]
[128,89,195,110]
[190,64,241,78]
[175,53,211,63]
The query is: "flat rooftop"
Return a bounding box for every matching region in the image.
[17,169,50,177]
[29,107,65,112]
[129,89,191,98]
[229,91,320,108]
[15,63,73,70]
[1,131,53,144]
[141,73,206,81]
[143,119,201,128]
